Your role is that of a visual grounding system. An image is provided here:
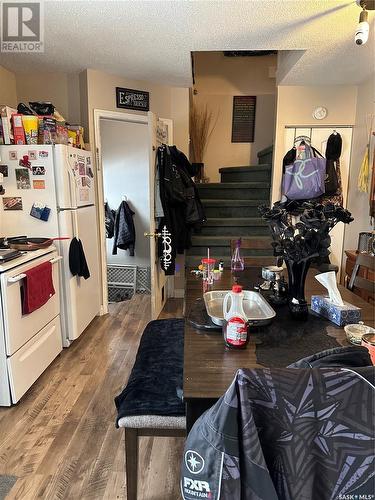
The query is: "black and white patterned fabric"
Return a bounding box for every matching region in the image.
[181,367,375,500]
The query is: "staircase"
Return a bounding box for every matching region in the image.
[186,147,274,267]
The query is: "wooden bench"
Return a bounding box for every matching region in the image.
[115,318,186,499]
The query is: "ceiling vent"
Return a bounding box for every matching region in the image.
[223,51,277,57]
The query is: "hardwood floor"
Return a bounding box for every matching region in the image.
[0,295,185,499]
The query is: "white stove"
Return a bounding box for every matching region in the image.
[0,246,63,405]
[0,246,55,272]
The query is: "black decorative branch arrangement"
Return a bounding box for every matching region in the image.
[259,201,353,319]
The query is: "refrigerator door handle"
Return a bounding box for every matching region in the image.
[65,150,78,208]
[50,256,63,264]
[71,210,79,240]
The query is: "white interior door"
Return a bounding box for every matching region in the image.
[147,113,173,319]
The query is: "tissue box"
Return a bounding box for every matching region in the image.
[311,295,361,326]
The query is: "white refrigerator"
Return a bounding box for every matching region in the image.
[0,144,100,346]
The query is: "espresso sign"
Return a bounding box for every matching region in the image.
[231,96,256,143]
[116,87,150,111]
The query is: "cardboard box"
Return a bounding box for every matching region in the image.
[68,125,85,148]
[311,295,361,327]
[12,114,26,145]
[0,105,17,144]
[38,116,57,144]
[55,123,68,144]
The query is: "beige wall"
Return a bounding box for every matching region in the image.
[85,67,190,159]
[86,68,172,147]
[193,52,277,182]
[0,66,82,124]
[171,87,189,154]
[272,85,358,202]
[16,72,81,124]
[0,65,17,108]
[344,76,375,252]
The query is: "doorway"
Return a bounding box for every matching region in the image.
[94,110,173,317]
[101,118,151,304]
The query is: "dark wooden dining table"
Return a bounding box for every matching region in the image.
[183,267,374,431]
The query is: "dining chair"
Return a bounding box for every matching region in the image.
[181,365,375,500]
[348,252,375,295]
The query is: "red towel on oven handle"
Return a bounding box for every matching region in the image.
[22,261,56,315]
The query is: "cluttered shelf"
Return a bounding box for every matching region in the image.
[1,102,84,148]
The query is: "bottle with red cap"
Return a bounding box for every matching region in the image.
[222,285,249,349]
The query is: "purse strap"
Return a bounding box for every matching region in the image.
[311,146,325,159]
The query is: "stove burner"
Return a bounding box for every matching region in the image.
[0,249,22,262]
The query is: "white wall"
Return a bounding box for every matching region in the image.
[344,75,375,252]
[101,118,150,267]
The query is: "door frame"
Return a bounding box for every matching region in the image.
[93,109,149,315]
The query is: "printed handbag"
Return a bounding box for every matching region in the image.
[282,143,326,200]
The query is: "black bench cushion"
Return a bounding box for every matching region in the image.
[115,318,185,427]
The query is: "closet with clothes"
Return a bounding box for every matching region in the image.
[282,126,353,276]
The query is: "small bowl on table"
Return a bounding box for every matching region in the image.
[344,322,375,345]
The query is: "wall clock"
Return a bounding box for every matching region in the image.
[313,106,328,120]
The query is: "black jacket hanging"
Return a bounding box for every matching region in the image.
[113,201,136,256]
[157,145,179,275]
[105,202,116,239]
[324,132,342,195]
[156,145,206,275]
[169,146,206,227]
[69,237,90,280]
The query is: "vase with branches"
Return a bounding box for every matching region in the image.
[189,100,217,182]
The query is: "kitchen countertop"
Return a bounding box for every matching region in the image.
[0,246,57,273]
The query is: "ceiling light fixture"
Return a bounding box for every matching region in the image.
[355,0,374,45]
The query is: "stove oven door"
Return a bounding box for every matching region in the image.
[1,251,61,355]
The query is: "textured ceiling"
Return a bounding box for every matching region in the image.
[1,0,374,86]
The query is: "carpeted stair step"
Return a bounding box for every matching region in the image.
[197,182,269,200]
[201,217,269,236]
[219,164,271,183]
[202,199,265,218]
[188,235,273,258]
